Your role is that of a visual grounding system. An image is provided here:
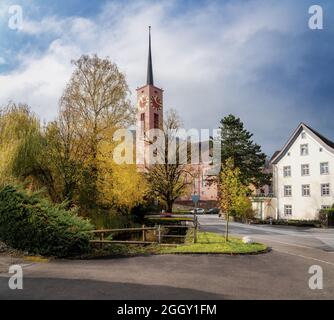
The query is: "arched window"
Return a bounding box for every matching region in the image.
[140,113,145,134]
[154,114,159,129]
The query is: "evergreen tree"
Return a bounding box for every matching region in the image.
[217,114,270,188]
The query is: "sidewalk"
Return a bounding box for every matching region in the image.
[0,241,26,274]
[0,256,24,274]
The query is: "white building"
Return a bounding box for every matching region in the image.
[271,123,334,220]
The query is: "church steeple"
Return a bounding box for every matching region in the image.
[136,26,163,168]
[147,26,154,85]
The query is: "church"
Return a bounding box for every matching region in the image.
[135,27,218,207]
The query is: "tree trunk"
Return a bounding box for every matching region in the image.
[225,213,229,242]
[166,200,173,213]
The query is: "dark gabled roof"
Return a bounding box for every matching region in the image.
[271,123,334,164]
[304,123,334,149]
[270,150,281,162]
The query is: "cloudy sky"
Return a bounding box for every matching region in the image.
[0,0,333,156]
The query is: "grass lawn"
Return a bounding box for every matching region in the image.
[82,231,268,259]
[172,210,192,214]
[158,232,267,254]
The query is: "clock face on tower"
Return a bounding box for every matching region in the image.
[138,95,149,110]
[151,95,162,111]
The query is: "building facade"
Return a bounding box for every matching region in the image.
[271,123,334,220]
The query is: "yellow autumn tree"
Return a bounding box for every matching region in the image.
[97,131,147,213]
[108,164,147,211]
[0,103,60,200]
[59,55,135,209]
[220,158,252,241]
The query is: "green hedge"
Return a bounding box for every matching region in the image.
[0,185,93,257]
[251,218,321,227]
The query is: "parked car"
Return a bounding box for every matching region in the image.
[160,213,172,217]
[190,208,205,214]
[207,208,220,215]
[160,210,172,217]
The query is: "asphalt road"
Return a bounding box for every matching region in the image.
[200,215,334,262]
[0,215,334,300]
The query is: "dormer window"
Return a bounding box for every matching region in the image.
[300,144,309,156]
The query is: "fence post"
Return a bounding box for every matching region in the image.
[142,225,146,242]
[100,232,104,249]
[158,225,161,244]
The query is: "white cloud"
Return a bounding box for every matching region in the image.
[22,16,67,35]
[0,1,9,18]
[0,0,326,154]
[21,15,96,37]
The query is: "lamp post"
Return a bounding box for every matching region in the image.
[191,194,200,244]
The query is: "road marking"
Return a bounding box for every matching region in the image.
[273,249,334,267]
[200,219,334,240]
[251,236,318,250]
[247,236,334,266]
[201,219,334,266]
[204,225,322,250]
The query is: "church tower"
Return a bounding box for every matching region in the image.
[136,27,164,166]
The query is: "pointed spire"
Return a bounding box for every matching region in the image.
[147,26,154,85]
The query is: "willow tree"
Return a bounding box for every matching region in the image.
[0,103,59,201]
[58,55,135,208]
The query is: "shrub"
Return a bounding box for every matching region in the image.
[319,208,334,227]
[253,218,321,227]
[231,195,255,221]
[0,185,93,257]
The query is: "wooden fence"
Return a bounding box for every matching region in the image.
[88,216,198,248]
